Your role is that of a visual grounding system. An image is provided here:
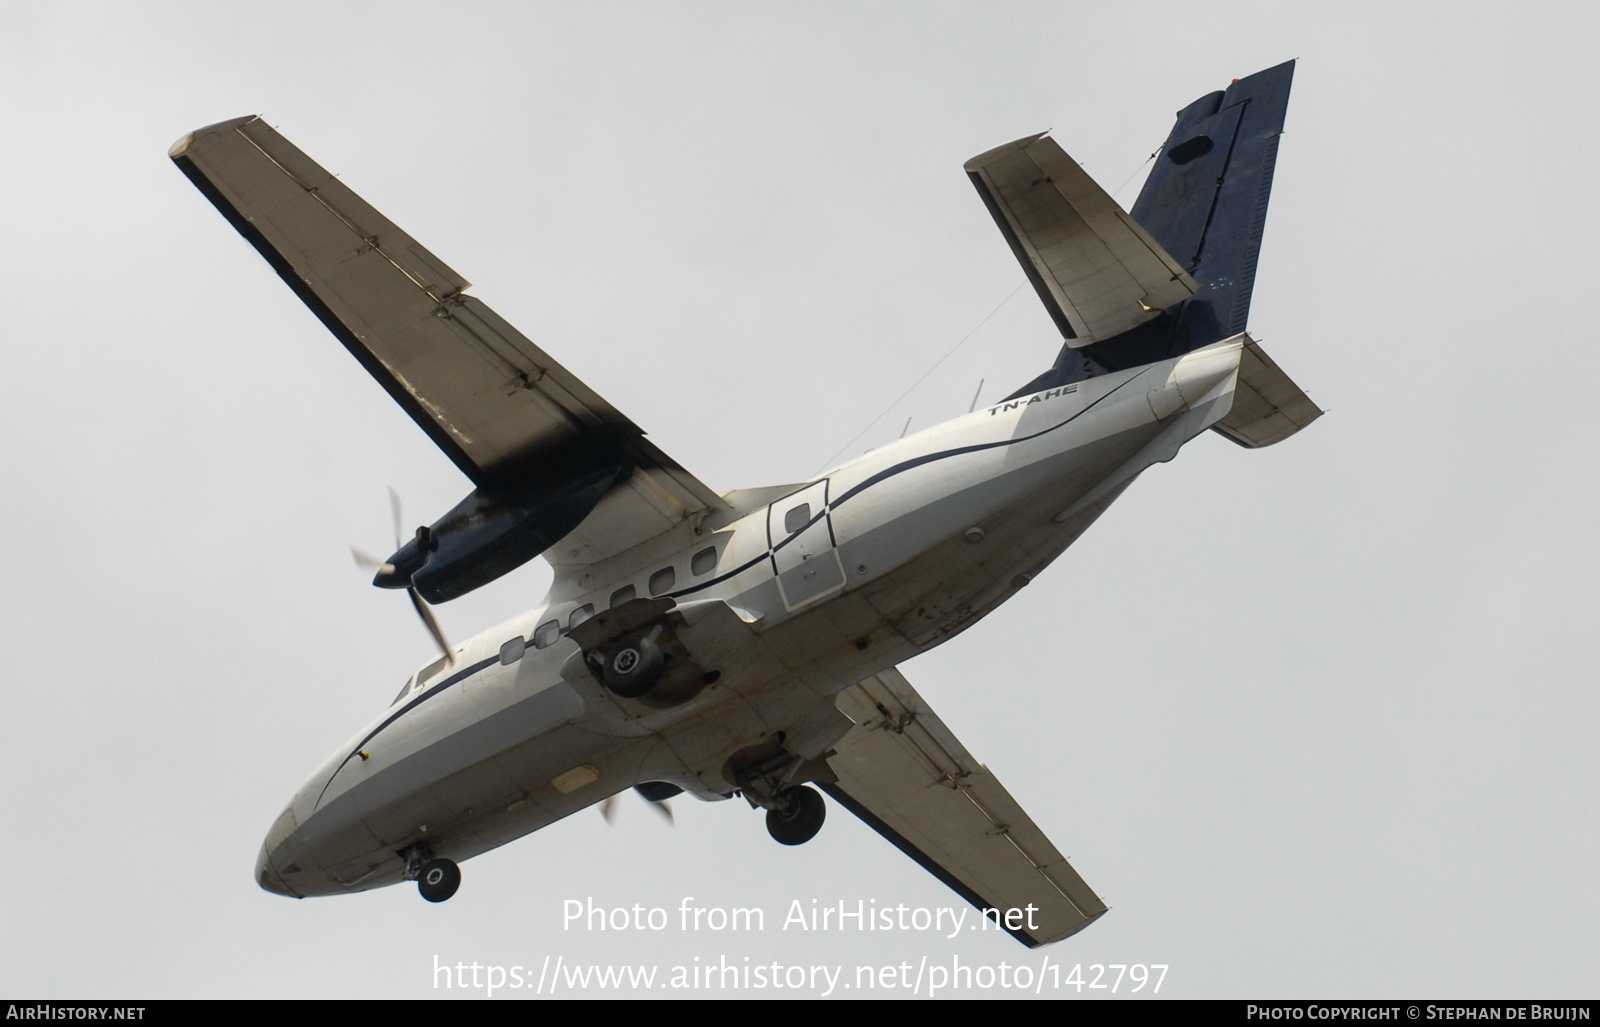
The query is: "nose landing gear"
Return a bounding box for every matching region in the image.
[417,858,461,902]
[402,844,461,903]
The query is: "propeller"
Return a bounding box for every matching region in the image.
[351,488,454,665]
[598,789,675,826]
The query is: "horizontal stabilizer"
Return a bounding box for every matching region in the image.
[966,135,1196,347]
[1212,336,1322,447]
[824,668,1107,946]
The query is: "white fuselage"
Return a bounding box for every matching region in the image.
[255,338,1245,899]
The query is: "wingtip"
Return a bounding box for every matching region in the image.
[963,131,1051,173]
[168,115,260,160]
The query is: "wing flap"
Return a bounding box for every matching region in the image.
[824,668,1107,946]
[966,134,1196,347]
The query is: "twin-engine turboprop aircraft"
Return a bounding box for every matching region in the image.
[172,61,1318,947]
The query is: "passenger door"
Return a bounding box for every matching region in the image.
[767,480,845,611]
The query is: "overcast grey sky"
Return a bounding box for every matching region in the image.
[2,0,1596,1000]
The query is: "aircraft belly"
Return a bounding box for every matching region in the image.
[838,420,1144,595]
[650,670,857,790]
[817,346,1242,648]
[294,729,675,894]
[478,675,586,754]
[749,590,911,695]
[358,786,461,854]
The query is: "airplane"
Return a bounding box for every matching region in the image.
[171,60,1318,948]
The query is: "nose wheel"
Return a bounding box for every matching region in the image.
[416,857,461,902]
[765,785,826,846]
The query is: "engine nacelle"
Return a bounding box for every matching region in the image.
[374,465,623,603]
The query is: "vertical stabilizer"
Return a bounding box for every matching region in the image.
[1001,62,1295,400]
[1130,60,1295,339]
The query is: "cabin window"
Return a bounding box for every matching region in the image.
[499,636,526,665]
[784,503,811,534]
[691,546,718,576]
[568,604,594,630]
[610,585,635,608]
[533,620,561,648]
[649,566,676,595]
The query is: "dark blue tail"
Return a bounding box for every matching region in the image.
[1008,61,1295,398]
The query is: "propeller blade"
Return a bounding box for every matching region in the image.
[349,546,395,576]
[648,799,674,825]
[599,794,619,824]
[408,586,455,664]
[388,487,404,550]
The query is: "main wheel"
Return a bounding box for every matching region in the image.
[603,636,665,698]
[417,858,461,902]
[765,785,826,846]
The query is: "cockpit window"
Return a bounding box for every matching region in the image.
[533,620,561,648]
[418,655,449,687]
[784,503,811,534]
[397,653,451,704]
[569,604,595,630]
[610,585,635,609]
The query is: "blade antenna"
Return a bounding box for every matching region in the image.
[813,281,1023,474]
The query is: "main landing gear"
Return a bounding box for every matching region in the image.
[765,785,826,846]
[602,632,666,698]
[728,737,828,846]
[403,844,461,903]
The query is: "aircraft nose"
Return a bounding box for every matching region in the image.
[256,804,303,898]
[256,843,297,897]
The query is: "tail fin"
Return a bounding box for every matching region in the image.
[1130,59,1295,340]
[1003,61,1295,399]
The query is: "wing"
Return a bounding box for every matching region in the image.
[170,116,727,560]
[966,133,1196,347]
[824,668,1107,947]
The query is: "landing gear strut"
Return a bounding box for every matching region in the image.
[764,785,826,846]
